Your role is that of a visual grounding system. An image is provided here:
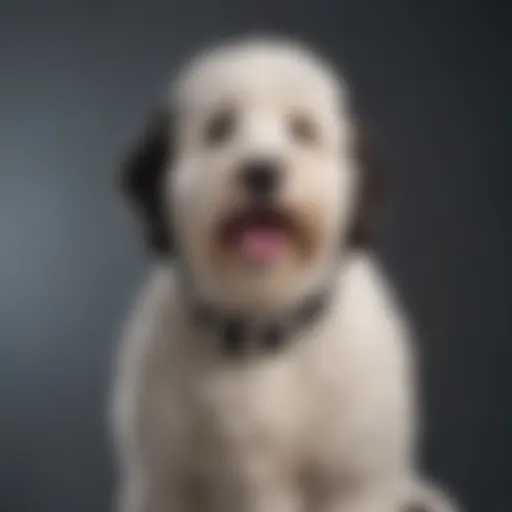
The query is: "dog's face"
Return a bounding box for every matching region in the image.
[122,39,386,314]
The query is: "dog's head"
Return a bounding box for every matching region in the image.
[121,38,387,314]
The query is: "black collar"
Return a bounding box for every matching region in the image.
[188,289,331,358]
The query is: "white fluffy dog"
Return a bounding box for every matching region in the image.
[111,38,458,512]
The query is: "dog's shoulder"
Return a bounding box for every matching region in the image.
[340,250,395,301]
[110,264,182,450]
[117,262,184,374]
[340,250,408,326]
[332,250,415,371]
[118,264,178,352]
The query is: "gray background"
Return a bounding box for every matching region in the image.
[0,1,510,511]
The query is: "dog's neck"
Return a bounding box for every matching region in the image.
[191,290,330,357]
[177,269,333,358]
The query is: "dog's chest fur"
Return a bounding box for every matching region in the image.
[114,253,413,503]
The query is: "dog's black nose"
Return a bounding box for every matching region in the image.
[240,159,282,197]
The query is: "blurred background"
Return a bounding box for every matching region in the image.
[0,1,509,511]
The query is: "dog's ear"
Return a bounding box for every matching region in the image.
[348,122,391,247]
[119,105,174,255]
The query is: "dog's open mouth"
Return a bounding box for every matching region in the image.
[220,208,298,265]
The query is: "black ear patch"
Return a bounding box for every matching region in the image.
[120,107,174,255]
[348,123,391,248]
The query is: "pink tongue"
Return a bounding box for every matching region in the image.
[237,227,289,263]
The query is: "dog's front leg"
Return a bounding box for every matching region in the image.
[232,456,303,512]
[243,483,302,512]
[315,481,404,512]
[317,494,398,512]
[116,470,190,512]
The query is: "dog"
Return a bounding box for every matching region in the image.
[110,37,459,512]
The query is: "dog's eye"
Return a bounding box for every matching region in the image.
[204,108,236,147]
[288,113,318,146]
